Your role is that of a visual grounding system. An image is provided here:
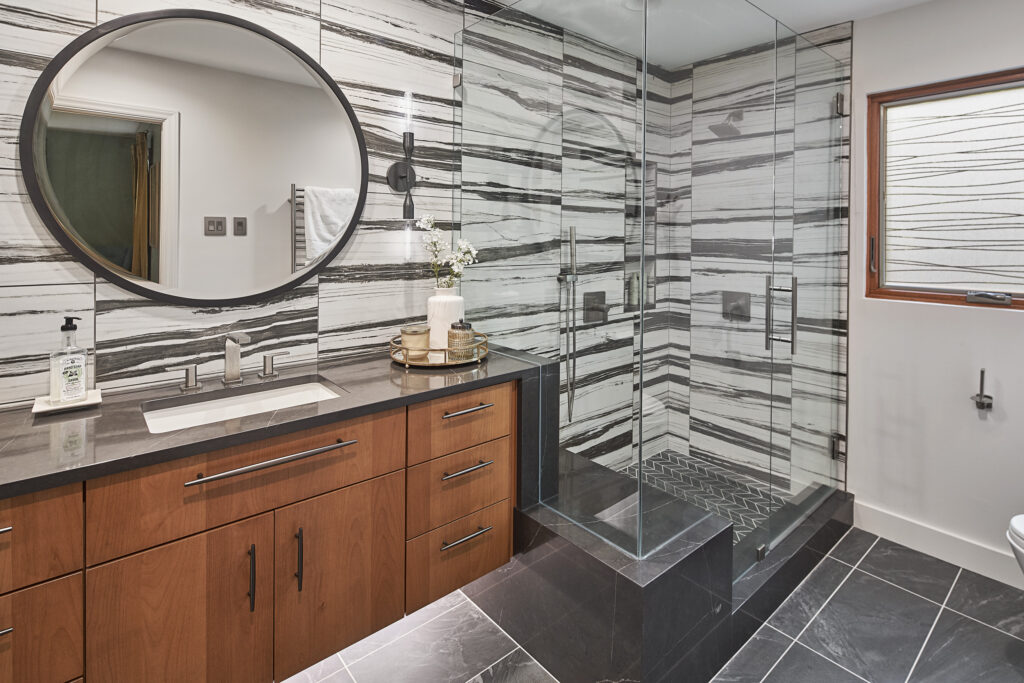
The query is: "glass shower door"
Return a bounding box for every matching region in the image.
[764,31,847,551]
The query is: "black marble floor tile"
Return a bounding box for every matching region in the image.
[762,643,863,683]
[768,557,852,638]
[345,598,515,683]
[858,537,959,603]
[909,609,1024,682]
[798,570,940,682]
[341,590,467,664]
[945,568,1024,640]
[710,625,790,682]
[828,527,877,565]
[467,648,556,683]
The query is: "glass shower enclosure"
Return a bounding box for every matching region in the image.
[455,0,848,579]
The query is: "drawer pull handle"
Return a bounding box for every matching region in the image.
[440,525,493,552]
[184,438,358,487]
[442,460,495,481]
[0,628,12,637]
[442,402,494,420]
[0,526,12,535]
[294,527,304,592]
[247,544,256,613]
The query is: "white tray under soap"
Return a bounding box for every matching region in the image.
[32,389,103,415]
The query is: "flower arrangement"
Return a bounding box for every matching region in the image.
[419,215,478,288]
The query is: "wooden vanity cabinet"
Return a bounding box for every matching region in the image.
[274,471,405,681]
[86,513,275,683]
[0,379,520,681]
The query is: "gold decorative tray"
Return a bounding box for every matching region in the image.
[389,332,489,368]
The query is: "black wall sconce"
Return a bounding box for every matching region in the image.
[387,93,417,219]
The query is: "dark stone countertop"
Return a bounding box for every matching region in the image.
[0,348,552,499]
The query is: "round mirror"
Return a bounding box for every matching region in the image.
[20,10,368,305]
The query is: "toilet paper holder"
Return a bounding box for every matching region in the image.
[971,368,994,411]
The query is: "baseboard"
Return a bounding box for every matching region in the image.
[854,500,1024,590]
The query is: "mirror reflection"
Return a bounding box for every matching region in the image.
[30,16,365,301]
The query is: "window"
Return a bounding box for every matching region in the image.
[867,67,1024,309]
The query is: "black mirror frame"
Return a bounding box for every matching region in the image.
[19,9,369,308]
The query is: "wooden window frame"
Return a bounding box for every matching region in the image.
[866,66,1024,310]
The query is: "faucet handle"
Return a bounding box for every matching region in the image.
[227,332,251,344]
[169,364,202,392]
[258,351,290,380]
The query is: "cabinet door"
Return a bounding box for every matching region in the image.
[86,514,273,683]
[274,471,405,681]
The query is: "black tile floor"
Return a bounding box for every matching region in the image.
[284,527,1024,682]
[282,590,556,683]
[713,528,1024,683]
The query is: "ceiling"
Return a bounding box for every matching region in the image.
[493,0,935,68]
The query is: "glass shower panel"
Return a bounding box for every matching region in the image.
[639,0,784,559]
[768,32,847,542]
[457,0,648,557]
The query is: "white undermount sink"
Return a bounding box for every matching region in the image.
[143,379,341,434]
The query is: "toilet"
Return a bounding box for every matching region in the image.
[1007,515,1024,572]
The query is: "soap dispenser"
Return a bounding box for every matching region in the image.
[50,316,87,405]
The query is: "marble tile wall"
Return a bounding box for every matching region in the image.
[458,11,851,491]
[0,0,850,506]
[459,1,643,472]
[0,0,465,404]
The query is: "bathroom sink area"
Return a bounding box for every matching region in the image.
[142,376,343,434]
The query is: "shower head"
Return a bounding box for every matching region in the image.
[709,109,744,138]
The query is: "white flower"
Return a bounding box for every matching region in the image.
[416,214,436,231]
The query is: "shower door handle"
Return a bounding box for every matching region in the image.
[765,276,797,354]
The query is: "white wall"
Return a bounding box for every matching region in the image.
[850,0,1024,588]
[63,48,361,299]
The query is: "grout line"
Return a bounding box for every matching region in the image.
[758,536,879,683]
[463,646,520,683]
[466,592,560,682]
[712,526,858,680]
[904,568,961,682]
[343,593,469,667]
[793,640,871,682]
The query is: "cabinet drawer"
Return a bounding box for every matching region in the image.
[407,383,513,466]
[86,408,405,565]
[406,499,511,612]
[0,572,84,683]
[407,437,512,539]
[0,484,82,594]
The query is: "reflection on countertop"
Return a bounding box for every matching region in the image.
[0,347,552,499]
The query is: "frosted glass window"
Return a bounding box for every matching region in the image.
[883,85,1024,292]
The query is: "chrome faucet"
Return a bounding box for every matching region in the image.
[223,332,251,386]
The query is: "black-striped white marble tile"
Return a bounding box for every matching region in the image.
[94,278,318,391]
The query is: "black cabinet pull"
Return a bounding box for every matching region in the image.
[295,527,304,592]
[442,403,493,420]
[184,439,358,487]
[440,525,493,551]
[441,460,495,481]
[247,544,256,613]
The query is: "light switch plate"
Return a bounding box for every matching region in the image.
[233,217,247,236]
[204,216,227,236]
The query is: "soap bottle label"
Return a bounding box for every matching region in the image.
[59,355,86,402]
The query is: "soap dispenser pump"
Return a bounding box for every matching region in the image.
[50,316,87,405]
